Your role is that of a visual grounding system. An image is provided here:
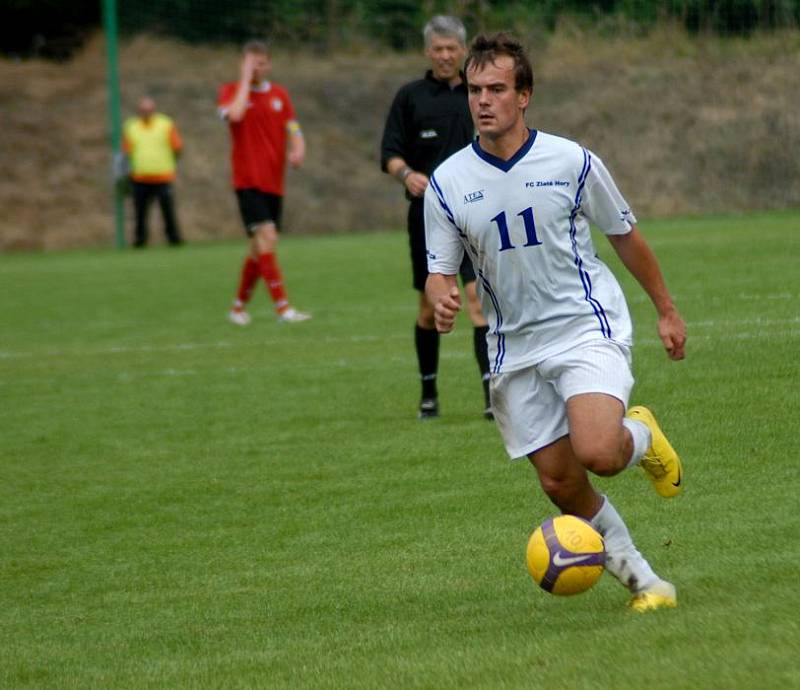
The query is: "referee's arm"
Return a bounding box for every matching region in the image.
[380,88,428,198]
[385,156,428,198]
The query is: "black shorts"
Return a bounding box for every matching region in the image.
[235,188,283,235]
[408,198,476,292]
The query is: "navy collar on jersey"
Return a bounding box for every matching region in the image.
[472,128,538,172]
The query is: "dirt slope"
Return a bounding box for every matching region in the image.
[1,28,798,250]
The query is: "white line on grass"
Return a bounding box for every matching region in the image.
[0,333,409,360]
[630,292,797,303]
[1,318,798,361]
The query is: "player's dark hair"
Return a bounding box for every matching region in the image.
[464,33,534,93]
[242,40,269,55]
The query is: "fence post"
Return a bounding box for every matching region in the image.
[102,0,125,249]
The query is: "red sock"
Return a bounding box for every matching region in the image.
[258,252,289,312]
[235,257,260,306]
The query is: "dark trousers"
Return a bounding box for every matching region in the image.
[131,181,182,246]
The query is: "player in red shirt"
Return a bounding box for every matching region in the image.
[218,41,311,324]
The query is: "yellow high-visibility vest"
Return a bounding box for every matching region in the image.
[123,113,181,181]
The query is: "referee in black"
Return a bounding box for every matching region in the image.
[380,15,491,420]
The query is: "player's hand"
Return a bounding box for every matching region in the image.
[240,53,257,81]
[658,308,686,361]
[288,150,303,168]
[287,139,305,168]
[405,172,429,198]
[433,286,462,333]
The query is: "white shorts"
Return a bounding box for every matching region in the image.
[490,339,634,459]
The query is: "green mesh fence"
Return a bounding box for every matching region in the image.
[116,0,800,50]
[4,0,800,59]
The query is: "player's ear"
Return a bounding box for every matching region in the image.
[517,88,531,111]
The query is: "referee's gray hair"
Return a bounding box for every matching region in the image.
[423,15,467,47]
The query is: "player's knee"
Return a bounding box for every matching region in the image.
[253,224,277,252]
[537,472,578,507]
[573,442,624,477]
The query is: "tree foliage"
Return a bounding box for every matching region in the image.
[118,0,800,47]
[3,0,800,58]
[1,0,98,59]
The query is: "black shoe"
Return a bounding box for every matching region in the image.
[418,398,439,419]
[483,406,494,421]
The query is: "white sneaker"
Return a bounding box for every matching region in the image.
[278,308,311,323]
[228,309,251,326]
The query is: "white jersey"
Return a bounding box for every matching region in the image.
[425,130,636,374]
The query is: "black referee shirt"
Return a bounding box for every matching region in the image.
[380,70,473,180]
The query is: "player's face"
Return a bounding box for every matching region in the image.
[250,53,271,84]
[425,34,466,83]
[467,56,530,142]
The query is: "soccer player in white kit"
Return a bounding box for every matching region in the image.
[424,33,687,612]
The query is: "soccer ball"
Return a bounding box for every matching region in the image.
[526,515,606,596]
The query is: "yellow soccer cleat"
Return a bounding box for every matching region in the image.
[628,579,677,613]
[627,405,684,498]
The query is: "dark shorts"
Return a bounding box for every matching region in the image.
[235,189,283,235]
[408,198,476,292]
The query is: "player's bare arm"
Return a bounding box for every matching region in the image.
[287,121,305,168]
[226,54,257,122]
[385,156,429,198]
[607,227,687,361]
[425,273,461,333]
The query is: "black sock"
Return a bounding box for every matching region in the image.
[415,324,439,400]
[474,325,491,406]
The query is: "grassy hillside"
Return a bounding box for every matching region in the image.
[1,27,799,250]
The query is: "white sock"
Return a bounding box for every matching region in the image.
[623,418,651,468]
[591,495,659,593]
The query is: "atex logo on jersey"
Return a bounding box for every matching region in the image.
[420,129,438,139]
[464,189,485,204]
[271,98,283,112]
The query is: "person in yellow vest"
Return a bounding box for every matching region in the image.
[123,96,184,246]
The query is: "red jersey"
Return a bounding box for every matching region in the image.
[217,80,297,195]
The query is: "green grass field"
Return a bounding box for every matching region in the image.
[1,211,799,689]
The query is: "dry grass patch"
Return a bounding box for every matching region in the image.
[1,28,799,249]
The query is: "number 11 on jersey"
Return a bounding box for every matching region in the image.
[491,206,542,252]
